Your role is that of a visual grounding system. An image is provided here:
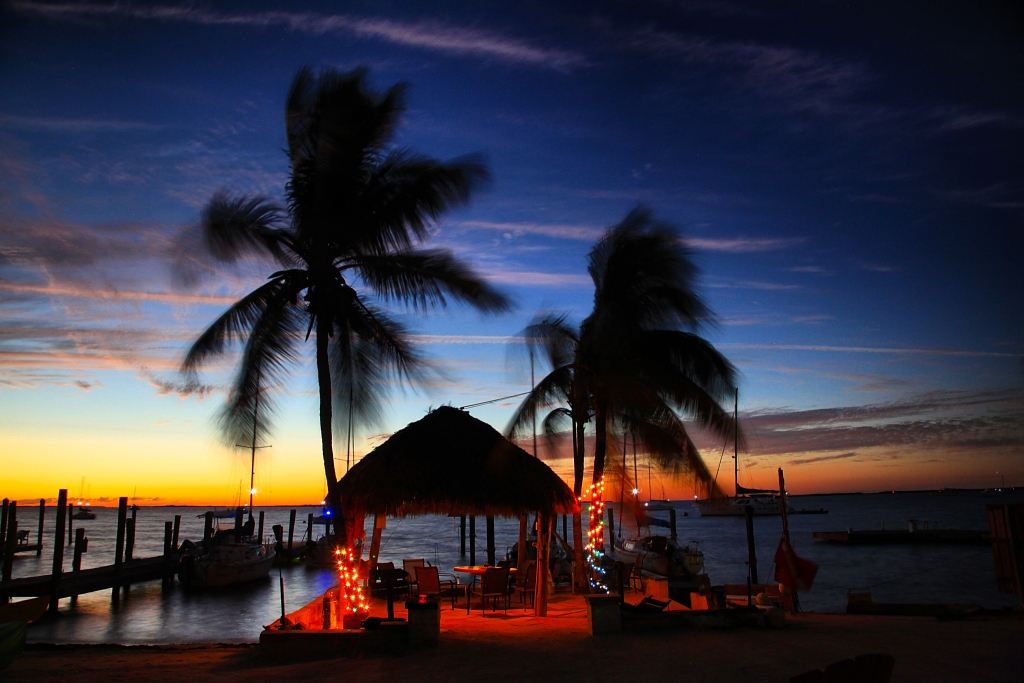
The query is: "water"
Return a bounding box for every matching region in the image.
[6,491,1021,644]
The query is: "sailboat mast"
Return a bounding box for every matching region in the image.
[249,380,259,513]
[734,389,739,496]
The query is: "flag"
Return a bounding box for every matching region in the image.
[774,536,819,591]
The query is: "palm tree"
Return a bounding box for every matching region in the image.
[179,67,510,524]
[580,207,738,489]
[508,206,738,588]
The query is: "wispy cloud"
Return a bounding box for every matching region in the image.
[787,451,858,466]
[482,270,592,287]
[457,220,603,241]
[719,343,1017,358]
[0,282,239,306]
[688,236,803,252]
[11,2,586,70]
[707,280,799,291]
[0,114,165,133]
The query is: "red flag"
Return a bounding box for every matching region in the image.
[774,537,818,591]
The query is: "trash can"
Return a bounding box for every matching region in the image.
[405,599,440,645]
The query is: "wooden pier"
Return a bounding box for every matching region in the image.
[813,521,988,545]
[1,491,182,610]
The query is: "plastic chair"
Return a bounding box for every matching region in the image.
[628,553,645,592]
[514,561,537,608]
[472,566,511,614]
[414,565,460,610]
[403,559,426,591]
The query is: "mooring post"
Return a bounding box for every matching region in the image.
[234,507,243,542]
[67,503,74,545]
[162,521,173,590]
[112,496,128,601]
[2,501,17,583]
[125,517,136,562]
[203,511,213,548]
[469,515,476,566]
[669,508,678,539]
[71,527,87,602]
[287,509,296,553]
[36,498,45,556]
[744,504,758,587]
[459,515,466,555]
[49,489,68,614]
[172,515,181,551]
[486,516,496,566]
[307,513,314,542]
[257,511,265,543]
[0,498,8,552]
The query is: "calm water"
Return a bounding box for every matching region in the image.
[7,490,1022,644]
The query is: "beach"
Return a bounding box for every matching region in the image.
[7,610,1023,683]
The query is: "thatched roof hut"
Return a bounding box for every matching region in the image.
[336,406,577,518]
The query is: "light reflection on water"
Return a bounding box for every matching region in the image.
[11,491,1022,643]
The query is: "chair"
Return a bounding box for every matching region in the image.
[628,553,645,593]
[414,565,460,610]
[513,561,536,608]
[472,566,511,615]
[369,562,410,598]
[403,559,426,591]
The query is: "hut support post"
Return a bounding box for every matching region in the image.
[36,499,45,556]
[562,515,568,545]
[112,497,127,601]
[534,513,550,616]
[459,516,466,555]
[486,516,495,566]
[49,490,67,614]
[469,516,476,566]
[368,514,385,567]
[517,516,527,568]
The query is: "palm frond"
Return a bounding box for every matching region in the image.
[505,365,576,442]
[351,248,510,312]
[201,191,293,265]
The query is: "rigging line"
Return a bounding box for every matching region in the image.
[378,516,405,553]
[459,391,531,410]
[713,437,729,486]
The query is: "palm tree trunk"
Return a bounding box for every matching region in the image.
[316,317,340,533]
[572,416,588,593]
[592,398,608,485]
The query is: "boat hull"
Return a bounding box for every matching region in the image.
[185,543,276,587]
[614,536,704,578]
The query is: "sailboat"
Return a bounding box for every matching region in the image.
[694,390,785,517]
[71,478,96,519]
[179,383,275,587]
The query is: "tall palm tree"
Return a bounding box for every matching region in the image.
[508,206,738,587]
[580,207,738,490]
[180,67,510,524]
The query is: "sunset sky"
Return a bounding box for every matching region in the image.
[1,0,1022,505]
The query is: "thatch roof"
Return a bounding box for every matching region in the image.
[337,406,577,517]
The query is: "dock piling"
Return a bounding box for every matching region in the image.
[112,497,128,600]
[49,489,67,614]
[287,509,296,552]
[234,507,243,541]
[172,515,181,551]
[203,511,213,548]
[744,505,758,584]
[2,501,17,583]
[162,522,173,590]
[36,499,45,556]
[1,499,8,552]
[307,513,314,542]
[669,509,677,539]
[257,511,264,543]
[67,503,74,545]
[72,528,86,573]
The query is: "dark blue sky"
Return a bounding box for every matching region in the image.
[1,0,1021,497]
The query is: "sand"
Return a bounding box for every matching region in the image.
[6,595,1023,683]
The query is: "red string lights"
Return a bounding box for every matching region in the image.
[335,546,369,616]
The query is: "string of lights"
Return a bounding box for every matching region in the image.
[583,475,609,593]
[335,546,369,616]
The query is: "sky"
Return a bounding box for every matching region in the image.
[1,0,1022,505]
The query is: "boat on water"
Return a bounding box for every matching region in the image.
[70,503,96,520]
[694,390,789,517]
[179,533,276,587]
[614,534,705,579]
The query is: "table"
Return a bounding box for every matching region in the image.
[454,566,517,614]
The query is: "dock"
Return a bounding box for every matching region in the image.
[1,490,182,611]
[813,520,988,545]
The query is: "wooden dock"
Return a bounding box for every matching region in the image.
[1,490,183,610]
[813,527,988,545]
